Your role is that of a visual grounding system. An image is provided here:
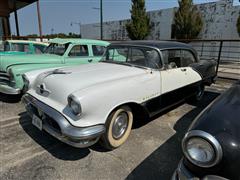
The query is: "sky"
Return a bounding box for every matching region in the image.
[9,0,240,35]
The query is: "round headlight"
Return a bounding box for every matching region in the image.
[186,137,214,163]
[22,74,30,93]
[68,95,82,116]
[7,68,14,82]
[182,130,222,168]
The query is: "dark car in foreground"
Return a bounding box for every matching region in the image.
[173,81,240,180]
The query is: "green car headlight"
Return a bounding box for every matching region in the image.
[7,68,15,82]
[22,74,30,93]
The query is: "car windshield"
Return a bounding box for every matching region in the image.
[44,43,70,56]
[101,46,161,69]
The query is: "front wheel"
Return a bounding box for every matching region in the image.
[100,105,133,150]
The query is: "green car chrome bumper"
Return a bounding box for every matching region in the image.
[0,84,21,95]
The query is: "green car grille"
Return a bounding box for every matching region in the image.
[0,71,10,85]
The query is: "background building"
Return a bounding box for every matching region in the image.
[0,0,38,39]
[81,0,240,40]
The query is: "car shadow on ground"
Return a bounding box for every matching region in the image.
[126,91,220,180]
[19,114,91,161]
[0,93,21,103]
[18,91,219,165]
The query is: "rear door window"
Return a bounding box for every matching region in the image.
[181,50,196,67]
[92,45,106,56]
[69,45,89,57]
[161,49,196,68]
[34,44,46,54]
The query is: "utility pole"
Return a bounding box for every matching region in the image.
[37,0,43,41]
[100,0,103,40]
[93,0,103,40]
[13,0,20,37]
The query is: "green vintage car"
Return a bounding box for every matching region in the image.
[0,38,109,95]
[0,40,48,55]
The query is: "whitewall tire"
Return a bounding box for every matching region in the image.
[101,105,133,150]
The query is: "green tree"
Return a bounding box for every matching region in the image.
[237,14,240,36]
[173,0,203,39]
[126,0,151,40]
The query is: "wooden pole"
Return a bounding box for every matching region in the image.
[100,0,103,40]
[37,0,43,41]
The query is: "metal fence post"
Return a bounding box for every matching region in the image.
[216,41,223,75]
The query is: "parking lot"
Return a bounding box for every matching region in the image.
[0,78,236,180]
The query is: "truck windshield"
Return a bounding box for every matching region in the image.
[44,43,70,56]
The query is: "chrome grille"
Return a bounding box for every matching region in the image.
[0,71,10,84]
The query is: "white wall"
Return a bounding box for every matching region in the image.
[81,0,240,40]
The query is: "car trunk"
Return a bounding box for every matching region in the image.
[190,60,217,83]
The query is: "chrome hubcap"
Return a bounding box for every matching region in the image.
[112,112,129,139]
[197,86,204,99]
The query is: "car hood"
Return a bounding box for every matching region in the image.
[0,54,62,71]
[186,82,240,179]
[32,62,148,105]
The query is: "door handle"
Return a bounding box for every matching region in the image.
[88,59,93,63]
[181,68,187,72]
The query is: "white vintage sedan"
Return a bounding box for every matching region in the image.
[22,41,217,150]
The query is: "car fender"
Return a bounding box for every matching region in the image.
[8,64,66,89]
[68,71,160,127]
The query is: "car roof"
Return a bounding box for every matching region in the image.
[49,38,110,46]
[5,40,48,46]
[110,40,193,50]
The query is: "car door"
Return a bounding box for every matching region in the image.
[65,44,92,65]
[160,49,200,105]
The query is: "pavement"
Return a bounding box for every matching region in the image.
[0,78,236,180]
[218,63,240,80]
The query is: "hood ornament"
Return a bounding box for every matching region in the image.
[37,83,51,95]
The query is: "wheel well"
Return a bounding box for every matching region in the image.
[109,102,149,126]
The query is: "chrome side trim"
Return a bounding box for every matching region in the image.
[182,130,223,168]
[22,94,105,148]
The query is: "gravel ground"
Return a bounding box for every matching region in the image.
[0,78,236,180]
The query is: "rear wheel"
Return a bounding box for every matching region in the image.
[101,105,133,150]
[188,85,205,103]
[195,85,205,101]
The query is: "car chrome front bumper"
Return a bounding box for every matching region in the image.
[172,160,228,180]
[22,94,105,148]
[0,84,21,95]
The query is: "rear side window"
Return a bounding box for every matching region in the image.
[161,49,196,68]
[12,43,30,52]
[34,44,46,54]
[92,45,106,56]
[181,50,196,67]
[69,45,89,57]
